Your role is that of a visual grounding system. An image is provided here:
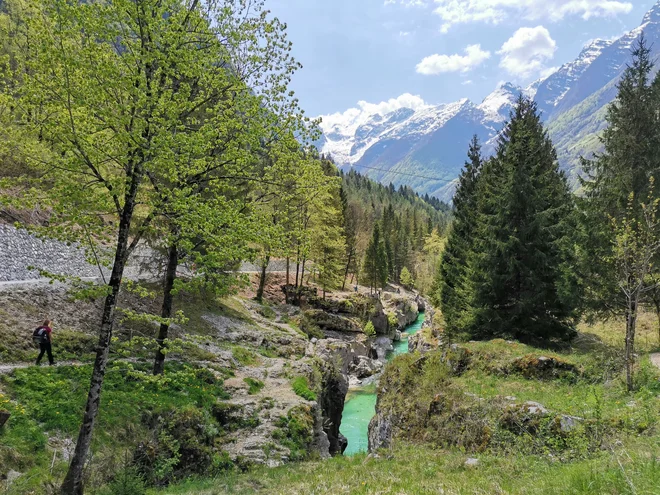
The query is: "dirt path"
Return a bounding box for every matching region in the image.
[651,353,660,371]
[0,360,85,374]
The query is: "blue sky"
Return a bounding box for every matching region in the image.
[267,0,652,120]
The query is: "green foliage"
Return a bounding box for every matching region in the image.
[244,377,265,395]
[363,223,389,291]
[272,405,315,461]
[387,313,399,329]
[0,362,231,485]
[399,267,414,289]
[436,135,484,337]
[103,467,146,495]
[291,376,317,401]
[232,347,261,367]
[442,99,578,343]
[363,321,376,337]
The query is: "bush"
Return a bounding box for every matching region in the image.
[291,376,317,401]
[400,267,414,289]
[244,377,265,395]
[364,321,376,337]
[387,313,399,329]
[272,405,314,461]
[104,467,146,495]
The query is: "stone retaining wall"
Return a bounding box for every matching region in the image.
[0,225,107,282]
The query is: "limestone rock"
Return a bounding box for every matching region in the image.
[349,356,383,379]
[368,412,393,452]
[465,458,479,467]
[302,310,362,334]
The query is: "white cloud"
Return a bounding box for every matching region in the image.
[498,26,556,78]
[416,44,491,75]
[431,0,633,32]
[319,94,429,134]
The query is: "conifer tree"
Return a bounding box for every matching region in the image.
[581,36,660,316]
[364,223,388,292]
[436,135,484,338]
[469,97,577,343]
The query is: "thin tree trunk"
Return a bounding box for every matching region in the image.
[62,173,142,494]
[256,256,270,302]
[342,249,353,291]
[295,248,300,288]
[301,258,306,287]
[286,257,290,286]
[625,296,638,392]
[153,243,178,376]
[653,296,660,345]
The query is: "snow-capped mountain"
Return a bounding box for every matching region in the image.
[535,39,613,119]
[318,1,660,200]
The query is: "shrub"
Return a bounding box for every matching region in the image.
[387,313,399,329]
[272,405,314,461]
[291,376,317,401]
[364,321,376,337]
[400,267,414,289]
[244,377,265,395]
[104,467,146,495]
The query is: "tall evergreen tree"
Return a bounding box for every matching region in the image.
[363,223,388,292]
[581,36,660,315]
[469,97,577,343]
[436,135,484,338]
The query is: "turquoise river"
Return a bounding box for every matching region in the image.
[339,312,425,455]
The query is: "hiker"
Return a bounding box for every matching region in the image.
[33,320,55,366]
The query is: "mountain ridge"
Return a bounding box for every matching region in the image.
[319,1,660,200]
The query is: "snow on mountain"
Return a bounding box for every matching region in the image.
[318,1,660,198]
[535,39,613,118]
[477,83,522,123]
[320,98,473,166]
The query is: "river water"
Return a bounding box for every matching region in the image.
[339,313,425,455]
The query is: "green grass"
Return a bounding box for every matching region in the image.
[0,362,231,494]
[243,377,265,395]
[291,376,317,401]
[153,441,660,495]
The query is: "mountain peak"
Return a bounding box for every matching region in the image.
[643,1,660,24]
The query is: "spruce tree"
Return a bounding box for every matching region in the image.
[436,135,484,338]
[581,36,660,316]
[469,97,577,343]
[364,223,388,292]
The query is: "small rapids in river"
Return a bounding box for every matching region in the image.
[339,313,425,455]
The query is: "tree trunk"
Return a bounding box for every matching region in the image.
[654,297,660,345]
[342,249,353,291]
[61,173,142,494]
[295,248,300,288]
[301,258,306,287]
[625,296,638,392]
[153,243,178,376]
[256,256,270,302]
[286,257,290,286]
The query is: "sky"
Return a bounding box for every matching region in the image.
[267,0,653,123]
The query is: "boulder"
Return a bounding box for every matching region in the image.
[349,356,384,379]
[465,458,479,468]
[318,366,349,456]
[368,412,393,452]
[510,355,579,380]
[302,310,362,334]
